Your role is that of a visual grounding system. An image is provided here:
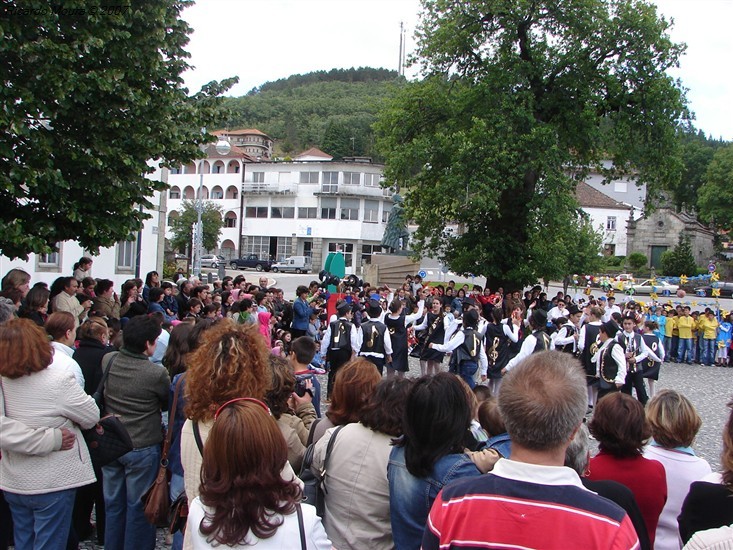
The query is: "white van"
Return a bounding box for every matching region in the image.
[271,256,312,274]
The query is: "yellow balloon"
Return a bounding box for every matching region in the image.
[711,272,720,282]
[680,275,688,285]
[712,288,721,297]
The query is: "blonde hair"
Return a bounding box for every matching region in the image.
[646,390,702,448]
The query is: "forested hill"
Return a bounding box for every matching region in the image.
[220,67,405,160]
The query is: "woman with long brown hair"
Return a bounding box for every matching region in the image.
[187,399,330,549]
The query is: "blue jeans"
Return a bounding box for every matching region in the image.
[4,487,76,550]
[702,338,716,365]
[169,473,185,550]
[459,361,478,389]
[678,338,694,364]
[102,445,160,550]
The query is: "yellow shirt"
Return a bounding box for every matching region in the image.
[699,316,719,340]
[665,316,676,338]
[677,315,694,339]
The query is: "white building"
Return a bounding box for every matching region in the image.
[166,138,394,274]
[575,181,634,256]
[0,165,168,288]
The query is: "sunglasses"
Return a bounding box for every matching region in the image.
[214,397,270,420]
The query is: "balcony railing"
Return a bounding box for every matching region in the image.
[242,182,294,194]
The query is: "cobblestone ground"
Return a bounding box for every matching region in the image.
[78,358,732,549]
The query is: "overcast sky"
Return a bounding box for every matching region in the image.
[181,0,732,141]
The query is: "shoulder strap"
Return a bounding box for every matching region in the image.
[92,352,119,405]
[320,424,346,485]
[192,421,204,456]
[161,376,184,463]
[306,417,322,447]
[296,502,307,550]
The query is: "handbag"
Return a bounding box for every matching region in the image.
[142,375,184,526]
[82,353,134,468]
[299,423,344,517]
[168,392,202,535]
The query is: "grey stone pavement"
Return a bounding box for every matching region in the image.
[79,357,731,549]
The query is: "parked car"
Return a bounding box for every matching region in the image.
[271,256,312,274]
[623,279,678,295]
[694,282,733,298]
[229,254,274,272]
[200,254,224,268]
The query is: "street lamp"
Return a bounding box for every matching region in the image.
[193,130,231,278]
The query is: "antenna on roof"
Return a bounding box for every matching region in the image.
[398,22,405,76]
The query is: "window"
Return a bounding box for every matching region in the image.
[364,173,380,187]
[343,172,360,185]
[613,181,628,193]
[244,236,269,259]
[298,207,317,219]
[321,198,337,219]
[364,200,379,223]
[169,186,181,199]
[340,198,359,221]
[606,216,617,231]
[116,239,136,272]
[328,242,354,268]
[37,244,62,271]
[362,244,382,264]
[245,206,268,218]
[382,203,392,223]
[299,171,319,184]
[211,187,223,199]
[224,212,237,228]
[277,237,293,261]
[322,171,338,193]
[252,172,264,183]
[271,207,295,218]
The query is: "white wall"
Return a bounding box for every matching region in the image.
[583,206,631,256]
[0,165,168,288]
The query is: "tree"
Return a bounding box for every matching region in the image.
[627,252,648,271]
[0,1,237,259]
[698,144,733,230]
[660,234,697,276]
[375,0,686,289]
[563,216,605,276]
[169,200,224,255]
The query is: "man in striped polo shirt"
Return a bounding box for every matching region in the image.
[423,351,640,550]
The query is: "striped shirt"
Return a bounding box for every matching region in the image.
[423,459,640,550]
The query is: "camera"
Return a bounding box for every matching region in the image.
[318,270,340,289]
[295,377,314,398]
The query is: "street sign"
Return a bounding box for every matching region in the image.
[708,263,716,273]
[418,270,427,278]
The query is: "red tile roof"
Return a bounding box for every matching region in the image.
[295,147,333,160]
[575,181,629,210]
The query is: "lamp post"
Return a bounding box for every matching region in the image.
[193,129,231,278]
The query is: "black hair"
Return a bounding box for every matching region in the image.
[291,336,317,365]
[121,315,162,354]
[95,279,114,296]
[402,373,472,478]
[149,287,165,303]
[296,285,309,297]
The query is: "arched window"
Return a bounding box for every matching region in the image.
[226,185,239,200]
[168,210,179,226]
[220,239,236,261]
[211,185,224,199]
[212,160,225,174]
[183,186,195,199]
[169,186,181,199]
[227,160,241,174]
[224,211,237,228]
[183,163,196,174]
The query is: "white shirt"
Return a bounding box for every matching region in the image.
[187,498,331,550]
[548,306,569,322]
[505,332,542,372]
[616,331,650,365]
[577,321,602,354]
[602,304,622,323]
[551,322,578,352]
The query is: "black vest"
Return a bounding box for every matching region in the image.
[454,328,481,364]
[360,319,387,356]
[600,340,621,383]
[329,319,353,352]
[533,329,550,353]
[557,323,577,354]
[581,323,602,376]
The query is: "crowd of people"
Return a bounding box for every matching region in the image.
[0,263,732,549]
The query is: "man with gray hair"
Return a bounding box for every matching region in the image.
[423,351,640,549]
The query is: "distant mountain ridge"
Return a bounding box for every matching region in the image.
[221,67,404,160]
